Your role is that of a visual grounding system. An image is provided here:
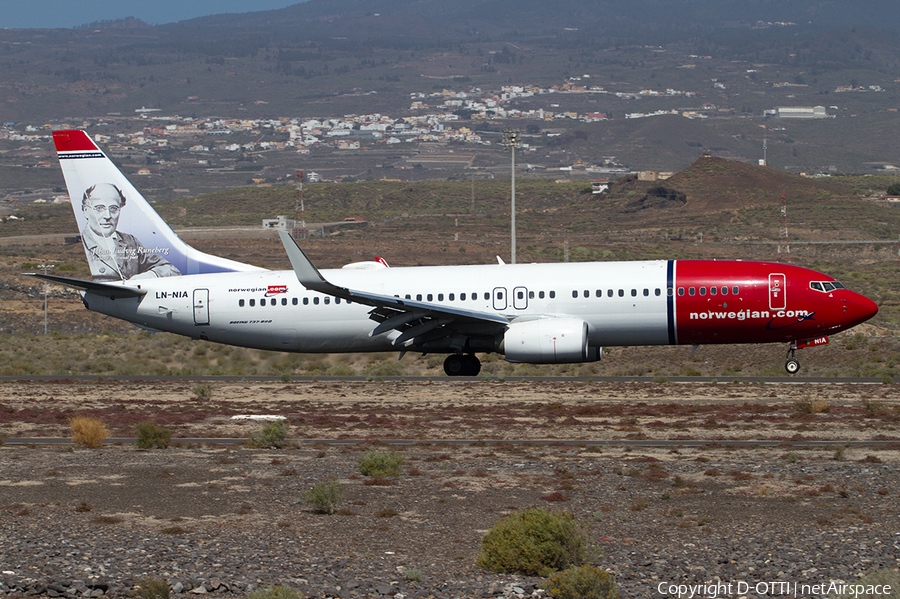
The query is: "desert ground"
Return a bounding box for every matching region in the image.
[1,379,900,599]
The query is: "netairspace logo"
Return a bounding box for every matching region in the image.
[656,580,893,598]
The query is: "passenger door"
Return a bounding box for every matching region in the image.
[768,273,786,311]
[193,288,210,326]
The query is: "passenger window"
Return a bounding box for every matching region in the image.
[427,294,433,301]
[405,294,411,299]
[643,289,649,297]
[689,287,695,296]
[699,287,706,296]
[631,289,637,297]
[678,287,685,296]
[282,298,287,306]
[461,293,467,301]
[607,289,613,297]
[293,298,298,305]
[449,293,455,301]
[549,291,556,299]
[710,286,717,296]
[572,290,578,299]
[656,288,662,296]
[529,291,535,299]
[618,289,624,297]
[324,297,330,305]
[667,288,674,296]
[303,297,309,305]
[335,298,341,304]
[732,286,739,295]
[239,299,245,307]
[595,290,601,298]
[438,293,444,301]
[313,297,319,305]
[721,286,728,295]
[518,291,525,299]
[416,294,422,301]
[497,291,503,299]
[249,299,256,307]
[484,292,490,300]
[539,291,545,299]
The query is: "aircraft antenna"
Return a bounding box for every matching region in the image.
[777,192,790,260]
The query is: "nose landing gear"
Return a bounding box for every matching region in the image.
[785,341,800,374]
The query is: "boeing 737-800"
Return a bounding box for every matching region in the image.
[30,130,878,376]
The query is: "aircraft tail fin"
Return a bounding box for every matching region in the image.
[53,130,263,282]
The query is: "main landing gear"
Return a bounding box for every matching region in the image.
[785,341,801,374]
[444,353,482,377]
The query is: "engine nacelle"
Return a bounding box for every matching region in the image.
[502,318,601,364]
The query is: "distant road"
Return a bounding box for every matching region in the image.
[0,222,365,247]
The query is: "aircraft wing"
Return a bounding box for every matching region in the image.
[26,273,147,299]
[278,231,509,346]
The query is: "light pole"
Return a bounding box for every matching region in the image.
[38,264,55,335]
[501,129,521,264]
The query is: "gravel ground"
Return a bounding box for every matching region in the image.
[2,381,900,598]
[2,440,899,599]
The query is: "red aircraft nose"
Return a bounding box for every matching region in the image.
[848,293,878,326]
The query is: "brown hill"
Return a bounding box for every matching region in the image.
[606,156,854,215]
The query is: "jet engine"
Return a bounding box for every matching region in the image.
[501,317,601,364]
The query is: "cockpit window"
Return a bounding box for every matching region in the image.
[811,281,845,293]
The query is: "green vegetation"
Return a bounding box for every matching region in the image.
[135,421,172,449]
[244,586,305,599]
[247,420,289,449]
[133,577,171,599]
[546,565,618,599]
[304,480,344,515]
[476,507,588,576]
[358,449,404,477]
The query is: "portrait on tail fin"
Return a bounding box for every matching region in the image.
[80,183,181,282]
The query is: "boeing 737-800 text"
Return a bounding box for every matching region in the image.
[30,130,878,376]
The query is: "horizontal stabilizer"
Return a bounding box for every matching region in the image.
[26,273,147,299]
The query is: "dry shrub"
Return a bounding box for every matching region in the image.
[69,416,109,448]
[793,398,830,414]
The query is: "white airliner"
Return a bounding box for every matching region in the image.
[31,130,878,376]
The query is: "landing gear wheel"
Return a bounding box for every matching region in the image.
[443,354,481,376]
[785,358,801,374]
[444,354,465,376]
[462,354,481,377]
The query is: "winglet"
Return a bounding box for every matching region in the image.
[278,230,345,296]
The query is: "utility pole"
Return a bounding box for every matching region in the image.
[777,192,790,260]
[294,170,306,238]
[38,263,55,335]
[501,129,521,264]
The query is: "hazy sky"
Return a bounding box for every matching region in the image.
[2,0,306,29]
